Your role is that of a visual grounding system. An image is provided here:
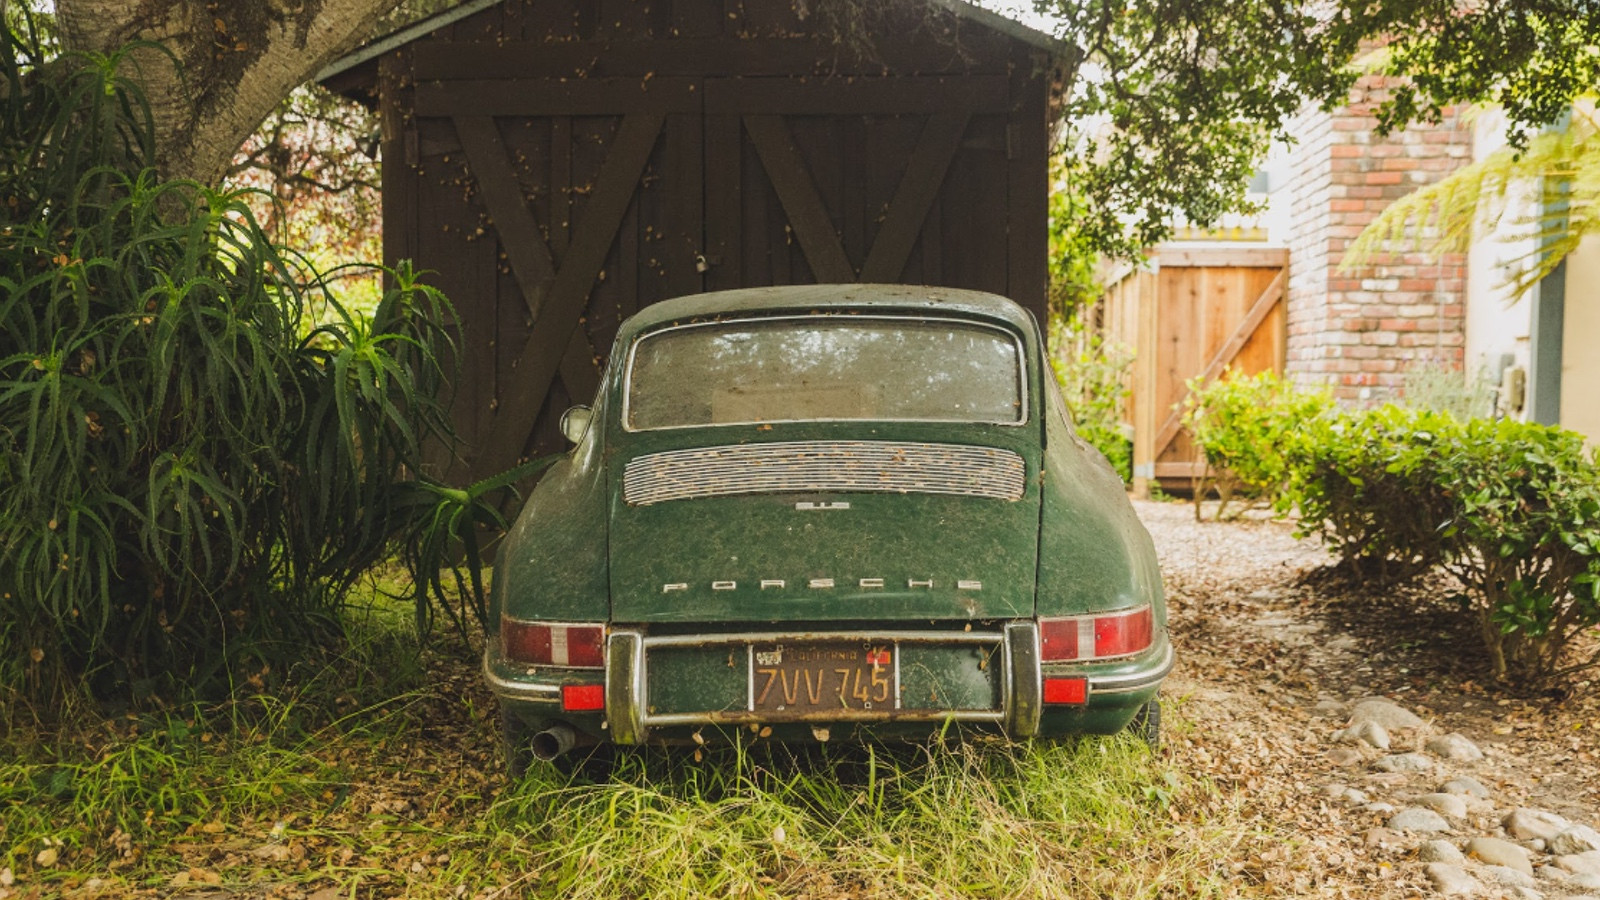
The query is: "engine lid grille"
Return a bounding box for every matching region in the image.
[622,440,1027,506]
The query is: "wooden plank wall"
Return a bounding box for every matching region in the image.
[379,0,1055,484]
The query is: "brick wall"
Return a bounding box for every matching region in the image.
[1284,76,1471,402]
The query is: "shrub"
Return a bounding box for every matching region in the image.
[1429,418,1600,682]
[1284,404,1600,684]
[1050,325,1133,482]
[1182,371,1334,518]
[1284,405,1458,580]
[0,21,498,702]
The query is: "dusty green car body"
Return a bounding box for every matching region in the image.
[486,285,1171,767]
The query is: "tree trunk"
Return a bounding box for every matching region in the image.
[55,0,401,186]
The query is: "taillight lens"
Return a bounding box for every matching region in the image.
[500,618,605,668]
[1039,607,1152,662]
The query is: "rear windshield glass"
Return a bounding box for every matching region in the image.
[625,317,1025,430]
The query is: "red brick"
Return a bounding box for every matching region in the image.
[1366,172,1404,185]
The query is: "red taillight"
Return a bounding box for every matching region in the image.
[1039,607,1153,662]
[562,684,605,711]
[1043,677,1088,705]
[1095,607,1153,658]
[501,618,605,668]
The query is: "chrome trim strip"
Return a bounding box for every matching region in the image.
[621,314,1029,432]
[481,649,562,700]
[1086,642,1175,694]
[642,709,1006,727]
[640,629,1004,648]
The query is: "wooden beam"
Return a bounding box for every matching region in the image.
[859,112,969,282]
[744,115,856,283]
[453,115,556,321]
[416,77,700,116]
[1152,246,1289,269]
[411,38,1013,81]
[1149,267,1288,459]
[707,76,1008,116]
[476,113,666,476]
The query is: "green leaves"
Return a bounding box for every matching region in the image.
[0,20,460,701]
[1278,403,1600,684]
[1182,371,1335,517]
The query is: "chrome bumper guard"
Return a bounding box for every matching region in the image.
[603,623,1045,745]
[487,626,1174,744]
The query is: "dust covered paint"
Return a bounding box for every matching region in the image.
[485,285,1172,771]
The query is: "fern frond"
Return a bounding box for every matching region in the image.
[1342,113,1600,301]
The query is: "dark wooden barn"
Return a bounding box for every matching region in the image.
[321,0,1067,483]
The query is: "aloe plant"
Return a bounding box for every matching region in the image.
[0,16,508,703]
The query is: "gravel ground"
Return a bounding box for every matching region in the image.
[1143,498,1600,899]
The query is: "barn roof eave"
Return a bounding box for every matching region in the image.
[314,0,1071,88]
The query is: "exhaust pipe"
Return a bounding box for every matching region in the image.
[530,724,578,761]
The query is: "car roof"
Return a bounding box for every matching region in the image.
[617,284,1038,341]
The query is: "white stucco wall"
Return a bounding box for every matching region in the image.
[1464,109,1537,415]
[1561,236,1600,444]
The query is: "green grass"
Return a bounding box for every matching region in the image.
[1,604,1260,899]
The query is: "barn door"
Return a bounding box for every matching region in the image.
[411,77,704,477]
[702,76,1010,291]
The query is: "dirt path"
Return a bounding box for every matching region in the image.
[1143,498,1600,898]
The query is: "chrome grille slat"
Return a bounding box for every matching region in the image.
[623,441,1026,505]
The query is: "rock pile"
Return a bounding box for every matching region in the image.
[1316,697,1600,899]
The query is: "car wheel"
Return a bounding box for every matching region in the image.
[552,744,624,781]
[502,714,534,779]
[1127,698,1161,750]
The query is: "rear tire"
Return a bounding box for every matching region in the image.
[1127,698,1161,750]
[501,715,534,779]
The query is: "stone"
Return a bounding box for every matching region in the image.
[1390,808,1451,833]
[1506,887,1543,900]
[1551,825,1600,856]
[1366,827,1404,848]
[1366,772,1411,788]
[1314,699,1347,717]
[1419,840,1465,864]
[1556,851,1600,878]
[1440,777,1491,799]
[1346,720,1391,750]
[1374,753,1433,774]
[1365,802,1397,815]
[1416,793,1468,819]
[1505,809,1572,842]
[1326,747,1364,767]
[1425,863,1480,896]
[1486,865,1539,888]
[1425,733,1484,762]
[1344,788,1370,805]
[1572,874,1600,890]
[1467,837,1534,875]
[1535,865,1568,883]
[1349,698,1426,731]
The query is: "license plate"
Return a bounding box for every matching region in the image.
[750,642,896,714]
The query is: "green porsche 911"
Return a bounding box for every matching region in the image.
[484,285,1172,771]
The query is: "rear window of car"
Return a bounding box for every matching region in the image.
[624,316,1026,430]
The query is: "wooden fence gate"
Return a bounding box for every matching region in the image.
[1093,246,1288,496]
